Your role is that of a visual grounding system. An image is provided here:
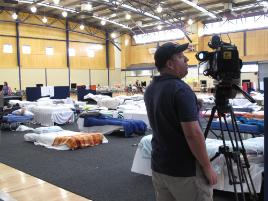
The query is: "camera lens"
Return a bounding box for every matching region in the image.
[198,52,204,60]
[195,51,209,62]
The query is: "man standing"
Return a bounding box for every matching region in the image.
[144,42,217,201]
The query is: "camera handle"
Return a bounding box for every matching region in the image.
[232,84,256,103]
[204,105,258,201]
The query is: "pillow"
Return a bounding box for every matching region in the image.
[34,126,63,134]
[12,108,34,116]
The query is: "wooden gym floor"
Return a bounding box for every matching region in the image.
[0,163,91,201]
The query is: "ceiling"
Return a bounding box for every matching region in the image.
[0,0,267,35]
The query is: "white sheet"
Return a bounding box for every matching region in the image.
[131,135,264,193]
[122,110,150,129]
[24,130,108,150]
[29,105,74,126]
[116,99,150,128]
[84,93,122,109]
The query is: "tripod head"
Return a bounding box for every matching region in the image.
[214,82,256,113]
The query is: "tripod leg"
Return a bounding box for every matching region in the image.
[224,109,247,200]
[222,114,235,148]
[204,106,217,139]
[241,165,256,200]
[222,111,250,201]
[235,152,247,201]
[218,114,242,201]
[230,108,258,200]
[224,153,239,201]
[229,107,260,201]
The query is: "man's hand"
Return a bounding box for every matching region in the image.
[181,121,218,186]
[203,165,218,185]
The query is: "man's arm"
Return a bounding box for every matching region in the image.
[181,121,217,185]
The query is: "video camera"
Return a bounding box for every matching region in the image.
[195,35,242,82]
[195,35,255,109]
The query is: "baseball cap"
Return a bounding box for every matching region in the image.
[154,42,189,69]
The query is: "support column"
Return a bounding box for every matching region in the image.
[243,31,247,56]
[66,19,70,87]
[264,78,268,201]
[45,68,47,86]
[105,32,110,86]
[15,17,22,91]
[89,69,91,86]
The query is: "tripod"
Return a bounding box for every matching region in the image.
[204,102,258,201]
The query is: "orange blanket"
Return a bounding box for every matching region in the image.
[52,133,103,150]
[201,110,264,120]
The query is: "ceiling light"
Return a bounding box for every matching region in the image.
[125,13,131,20]
[42,16,48,23]
[101,20,106,25]
[187,19,193,25]
[110,13,117,18]
[88,44,103,50]
[125,39,129,46]
[62,11,68,17]
[94,0,175,29]
[12,13,18,20]
[87,49,95,58]
[157,25,162,30]
[136,21,142,26]
[81,3,93,11]
[80,24,85,30]
[111,32,116,38]
[53,0,60,4]
[156,5,163,13]
[26,2,76,13]
[180,0,217,19]
[30,6,37,13]
[93,15,130,29]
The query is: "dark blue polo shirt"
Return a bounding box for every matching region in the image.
[144,75,199,177]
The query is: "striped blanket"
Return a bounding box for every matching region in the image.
[52,133,103,150]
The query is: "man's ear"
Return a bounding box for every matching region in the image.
[166,60,174,70]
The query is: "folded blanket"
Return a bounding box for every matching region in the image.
[52,133,103,150]
[236,116,264,133]
[83,115,147,137]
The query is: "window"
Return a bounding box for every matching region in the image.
[46,47,54,55]
[88,44,103,50]
[22,45,31,54]
[204,15,268,35]
[69,48,76,57]
[3,44,13,53]
[241,64,258,73]
[136,70,152,76]
[87,49,95,58]
[133,28,185,44]
[126,71,137,76]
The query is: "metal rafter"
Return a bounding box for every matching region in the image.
[0,0,265,35]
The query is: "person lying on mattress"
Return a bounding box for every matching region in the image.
[144,42,217,201]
